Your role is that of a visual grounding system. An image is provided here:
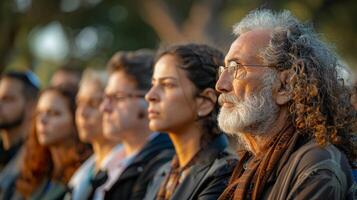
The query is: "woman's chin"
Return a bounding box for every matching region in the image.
[149,121,165,132]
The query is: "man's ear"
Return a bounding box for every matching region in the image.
[196,88,217,117]
[275,69,294,105]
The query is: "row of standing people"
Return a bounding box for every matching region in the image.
[0,9,356,200]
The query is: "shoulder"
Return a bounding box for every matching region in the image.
[134,134,174,171]
[276,140,354,199]
[0,147,25,190]
[291,140,352,177]
[205,149,238,178]
[140,148,174,174]
[68,155,95,187]
[41,181,67,200]
[190,150,237,200]
[136,133,174,162]
[267,140,355,200]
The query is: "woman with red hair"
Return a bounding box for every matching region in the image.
[15,86,91,200]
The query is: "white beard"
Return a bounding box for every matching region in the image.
[218,71,279,150]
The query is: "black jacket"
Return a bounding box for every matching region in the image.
[104,133,174,200]
[144,134,237,200]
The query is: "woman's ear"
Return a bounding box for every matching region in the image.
[196,88,217,117]
[274,69,294,105]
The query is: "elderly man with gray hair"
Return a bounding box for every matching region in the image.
[216,10,356,200]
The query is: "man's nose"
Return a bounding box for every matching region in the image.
[216,71,233,94]
[100,98,112,113]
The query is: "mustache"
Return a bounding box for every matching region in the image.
[218,94,239,106]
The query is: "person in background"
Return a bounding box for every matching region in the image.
[216,9,355,200]
[50,65,82,89]
[65,68,122,200]
[144,44,237,200]
[0,71,40,200]
[15,86,91,200]
[100,50,174,200]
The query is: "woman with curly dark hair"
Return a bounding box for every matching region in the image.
[144,44,237,200]
[15,86,91,200]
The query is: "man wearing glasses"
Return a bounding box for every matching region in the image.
[0,71,40,199]
[100,50,174,200]
[216,10,355,200]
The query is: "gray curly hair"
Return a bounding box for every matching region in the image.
[234,10,338,72]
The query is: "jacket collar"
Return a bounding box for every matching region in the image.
[117,133,173,181]
[131,133,172,165]
[194,134,228,166]
[144,134,229,200]
[171,134,228,200]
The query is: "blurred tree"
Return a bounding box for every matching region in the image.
[0,0,20,73]
[0,0,356,82]
[138,0,230,47]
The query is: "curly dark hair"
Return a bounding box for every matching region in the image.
[16,86,91,198]
[156,43,224,145]
[107,49,154,91]
[234,9,356,162]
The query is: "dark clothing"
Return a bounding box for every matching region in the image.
[8,179,67,200]
[30,179,67,200]
[219,126,355,200]
[262,140,355,200]
[0,140,24,200]
[0,140,22,171]
[104,133,174,200]
[351,133,357,183]
[144,134,237,200]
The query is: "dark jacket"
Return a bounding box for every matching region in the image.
[262,140,355,200]
[144,134,237,200]
[0,146,24,200]
[104,133,174,200]
[11,179,67,200]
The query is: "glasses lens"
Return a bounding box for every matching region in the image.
[218,66,225,76]
[218,66,235,79]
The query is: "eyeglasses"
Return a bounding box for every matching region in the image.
[218,61,268,79]
[104,92,145,103]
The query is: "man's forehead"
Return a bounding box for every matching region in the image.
[225,29,272,64]
[107,71,137,93]
[0,79,25,101]
[0,77,23,91]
